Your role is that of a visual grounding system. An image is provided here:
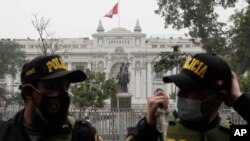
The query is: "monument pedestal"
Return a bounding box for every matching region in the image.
[111,93,132,111]
[117,93,132,109]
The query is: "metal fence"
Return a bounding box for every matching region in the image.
[0,107,247,141]
[70,108,147,141]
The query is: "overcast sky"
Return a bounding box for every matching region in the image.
[0,0,246,39]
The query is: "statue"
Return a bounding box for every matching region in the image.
[116,62,130,93]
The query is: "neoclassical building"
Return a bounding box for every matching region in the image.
[1,20,204,105]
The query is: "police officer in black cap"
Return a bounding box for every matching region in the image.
[0,55,103,141]
[125,53,250,141]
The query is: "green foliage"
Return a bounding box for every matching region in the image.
[228,6,250,74]
[0,40,26,77]
[155,0,250,75]
[238,71,250,92]
[71,71,117,110]
[0,40,25,108]
[169,91,176,100]
[0,87,6,104]
[0,86,24,108]
[154,45,187,72]
[154,0,237,53]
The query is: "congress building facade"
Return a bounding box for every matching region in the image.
[1,20,204,106]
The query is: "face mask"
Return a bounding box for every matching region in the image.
[29,84,70,125]
[175,94,216,122]
[37,90,70,125]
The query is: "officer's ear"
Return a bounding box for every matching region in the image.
[21,84,33,97]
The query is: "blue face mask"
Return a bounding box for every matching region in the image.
[175,94,216,122]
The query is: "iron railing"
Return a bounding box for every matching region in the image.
[0,107,247,141]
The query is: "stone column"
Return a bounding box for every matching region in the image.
[105,57,110,79]
[67,62,72,70]
[87,61,92,71]
[147,61,152,97]
[135,63,141,98]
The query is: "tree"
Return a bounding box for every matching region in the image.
[0,87,7,107]
[238,71,250,92]
[0,40,25,107]
[154,0,238,53]
[155,0,250,75]
[0,40,25,77]
[4,92,24,108]
[153,45,187,73]
[31,13,66,55]
[71,71,117,111]
[154,46,187,95]
[227,5,250,74]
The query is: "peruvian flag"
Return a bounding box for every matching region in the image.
[104,2,118,18]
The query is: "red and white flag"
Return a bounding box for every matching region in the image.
[104,2,118,18]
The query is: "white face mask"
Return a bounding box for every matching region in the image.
[175,94,216,122]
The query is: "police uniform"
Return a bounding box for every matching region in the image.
[125,112,229,141]
[166,112,229,141]
[0,109,102,141]
[233,92,250,122]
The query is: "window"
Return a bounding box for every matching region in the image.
[72,62,86,72]
[152,45,157,48]
[80,45,86,48]
[73,45,78,48]
[160,45,165,48]
[155,71,163,80]
[75,65,84,72]
[98,39,103,45]
[97,61,104,72]
[62,45,68,48]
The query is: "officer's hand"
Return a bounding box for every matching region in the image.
[146,90,168,125]
[225,71,242,106]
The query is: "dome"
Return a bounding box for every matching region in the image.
[106,27,132,34]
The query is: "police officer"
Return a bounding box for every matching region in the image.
[0,55,102,141]
[125,53,250,141]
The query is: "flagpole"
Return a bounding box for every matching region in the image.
[118,0,120,27]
